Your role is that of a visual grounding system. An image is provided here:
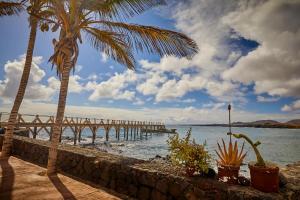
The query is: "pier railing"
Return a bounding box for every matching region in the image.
[0,112,165,143]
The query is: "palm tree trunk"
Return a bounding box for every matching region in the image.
[47,55,72,175]
[1,17,38,158]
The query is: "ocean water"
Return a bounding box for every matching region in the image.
[37,125,300,176]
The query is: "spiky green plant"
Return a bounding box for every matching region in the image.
[216,138,246,167]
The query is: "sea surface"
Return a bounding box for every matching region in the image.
[38,125,300,176]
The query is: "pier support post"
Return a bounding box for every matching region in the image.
[117,128,120,140]
[74,127,78,145]
[59,127,63,143]
[33,126,37,139]
[78,128,82,143]
[92,127,97,144]
[105,127,110,141]
[126,127,129,140]
[134,127,137,139]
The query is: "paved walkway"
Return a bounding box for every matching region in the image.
[0,156,124,200]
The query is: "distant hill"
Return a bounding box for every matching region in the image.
[192,119,300,129]
[286,119,300,126]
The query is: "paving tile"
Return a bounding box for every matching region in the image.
[0,156,124,200]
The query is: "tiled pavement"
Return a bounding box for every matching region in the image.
[0,156,125,200]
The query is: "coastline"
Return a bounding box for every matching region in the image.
[179,124,300,129]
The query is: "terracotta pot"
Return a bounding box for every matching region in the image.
[249,162,279,193]
[218,164,240,184]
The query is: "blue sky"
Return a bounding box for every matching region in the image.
[0,0,299,124]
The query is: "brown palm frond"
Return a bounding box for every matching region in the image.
[96,21,198,58]
[49,36,79,76]
[84,27,135,69]
[89,21,199,58]
[0,1,24,16]
[80,0,166,20]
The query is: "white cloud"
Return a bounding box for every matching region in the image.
[203,102,226,110]
[135,0,300,105]
[87,74,98,81]
[137,71,167,96]
[139,56,191,76]
[75,65,83,72]
[1,101,299,124]
[281,100,300,112]
[0,55,55,101]
[101,52,108,63]
[136,0,245,103]
[181,98,196,103]
[48,75,85,94]
[257,96,280,103]
[222,0,300,98]
[86,70,137,101]
[133,98,145,106]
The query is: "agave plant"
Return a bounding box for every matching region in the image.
[216,138,247,167]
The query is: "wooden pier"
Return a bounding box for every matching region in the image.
[0,112,165,144]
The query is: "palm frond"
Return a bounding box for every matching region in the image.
[49,35,79,76]
[84,27,135,69]
[80,0,166,20]
[91,21,199,58]
[0,1,24,16]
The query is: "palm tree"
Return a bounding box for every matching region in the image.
[45,0,199,174]
[0,0,56,158]
[0,1,23,16]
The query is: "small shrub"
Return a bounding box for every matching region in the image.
[167,128,211,176]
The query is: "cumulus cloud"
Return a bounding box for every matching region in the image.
[48,75,86,94]
[223,0,300,98]
[86,70,137,101]
[257,96,280,103]
[101,52,108,63]
[1,101,299,124]
[135,0,299,105]
[0,56,55,101]
[281,100,300,112]
[136,0,245,103]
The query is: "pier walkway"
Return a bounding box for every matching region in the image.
[0,156,127,200]
[0,112,166,144]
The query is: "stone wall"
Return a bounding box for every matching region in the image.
[0,135,299,200]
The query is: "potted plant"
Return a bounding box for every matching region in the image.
[231,133,279,192]
[216,138,246,184]
[168,128,211,176]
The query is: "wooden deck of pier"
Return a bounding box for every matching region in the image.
[0,112,166,143]
[0,156,128,200]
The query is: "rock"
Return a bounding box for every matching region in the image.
[168,181,182,198]
[151,190,167,200]
[104,141,112,147]
[138,171,157,188]
[138,186,151,200]
[156,178,169,194]
[279,172,288,187]
[238,176,250,186]
[128,184,138,197]
[202,168,217,178]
